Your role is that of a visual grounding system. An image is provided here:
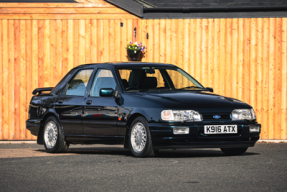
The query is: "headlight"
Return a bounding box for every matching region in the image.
[161,110,202,122]
[231,109,256,121]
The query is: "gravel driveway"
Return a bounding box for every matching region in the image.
[0,143,286,192]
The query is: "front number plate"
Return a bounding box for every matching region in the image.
[204,125,237,134]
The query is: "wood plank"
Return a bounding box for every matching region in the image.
[243,19,250,105]
[20,20,26,140]
[190,19,196,78]
[269,18,275,139]
[183,19,189,76]
[274,18,282,139]
[0,20,2,140]
[97,20,103,62]
[73,20,79,67]
[256,18,263,138]
[0,13,138,20]
[262,18,269,139]
[154,19,160,63]
[165,19,171,64]
[103,20,109,62]
[219,19,226,95]
[0,8,128,14]
[208,19,214,88]
[214,19,220,94]
[113,19,120,62]
[225,19,232,98]
[109,19,115,62]
[250,18,256,113]
[232,19,238,99]
[201,19,208,87]
[49,20,56,86]
[8,20,15,140]
[38,20,44,88]
[159,20,166,64]
[62,20,68,76]
[79,20,85,64]
[282,18,287,140]
[55,20,62,84]
[2,19,9,140]
[119,19,125,62]
[91,19,97,63]
[31,19,38,140]
[67,19,74,70]
[237,19,244,101]
[85,19,91,63]
[25,20,32,139]
[43,20,50,88]
[147,19,154,63]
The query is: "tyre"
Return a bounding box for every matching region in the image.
[129,116,154,157]
[221,147,248,156]
[43,116,69,153]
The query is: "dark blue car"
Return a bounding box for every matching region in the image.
[26,62,261,157]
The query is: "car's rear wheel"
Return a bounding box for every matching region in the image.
[129,117,154,157]
[220,147,248,156]
[43,116,69,153]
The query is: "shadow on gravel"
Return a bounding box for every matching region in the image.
[34,148,259,158]
[154,150,259,158]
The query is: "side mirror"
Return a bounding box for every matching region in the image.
[206,87,213,92]
[99,88,114,97]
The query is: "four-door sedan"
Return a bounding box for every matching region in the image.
[26,62,261,157]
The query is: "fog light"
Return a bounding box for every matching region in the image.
[249,125,260,133]
[173,127,189,134]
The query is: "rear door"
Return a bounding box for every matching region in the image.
[54,69,94,135]
[82,68,119,137]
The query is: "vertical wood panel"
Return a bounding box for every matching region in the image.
[14,20,20,140]
[20,20,26,140]
[269,18,275,139]
[8,20,15,140]
[55,20,62,84]
[91,19,97,63]
[2,19,8,140]
[256,18,263,138]
[282,18,287,140]
[73,20,79,67]
[25,20,32,139]
[0,20,2,140]
[67,19,73,70]
[262,18,269,139]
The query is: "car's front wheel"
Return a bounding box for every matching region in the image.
[43,116,69,153]
[129,117,154,157]
[221,147,248,156]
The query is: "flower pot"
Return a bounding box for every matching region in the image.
[127,50,142,61]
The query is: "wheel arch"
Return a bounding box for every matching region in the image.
[37,111,61,145]
[124,112,148,149]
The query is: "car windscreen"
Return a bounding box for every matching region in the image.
[118,66,204,92]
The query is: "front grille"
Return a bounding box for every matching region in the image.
[202,114,230,120]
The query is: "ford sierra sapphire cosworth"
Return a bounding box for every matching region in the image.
[26,62,261,157]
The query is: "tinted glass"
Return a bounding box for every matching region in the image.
[65,69,93,96]
[90,69,116,97]
[118,67,203,92]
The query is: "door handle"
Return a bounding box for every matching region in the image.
[86,100,92,105]
[58,99,64,104]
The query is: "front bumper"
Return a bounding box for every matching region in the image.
[26,119,41,136]
[149,122,261,150]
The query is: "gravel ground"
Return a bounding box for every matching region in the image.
[0,143,286,192]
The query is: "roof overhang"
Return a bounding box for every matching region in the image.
[105,0,143,18]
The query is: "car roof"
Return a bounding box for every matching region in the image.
[76,62,178,69]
